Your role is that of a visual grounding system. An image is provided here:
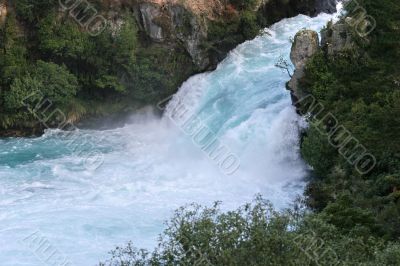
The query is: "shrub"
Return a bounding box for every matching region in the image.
[101,197,400,265]
[5,61,79,110]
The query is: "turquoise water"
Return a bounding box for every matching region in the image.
[0,11,337,266]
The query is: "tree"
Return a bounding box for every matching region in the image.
[14,0,57,22]
[275,56,293,77]
[301,123,337,178]
[100,197,400,266]
[113,16,138,69]
[37,14,90,61]
[239,11,260,39]
[5,60,79,110]
[0,12,28,86]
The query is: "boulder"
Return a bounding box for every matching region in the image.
[290,30,319,69]
[288,30,319,101]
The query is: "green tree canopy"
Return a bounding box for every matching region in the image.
[5,60,79,110]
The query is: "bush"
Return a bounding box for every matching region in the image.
[301,124,337,177]
[5,61,78,110]
[15,0,57,22]
[240,11,260,39]
[101,197,400,266]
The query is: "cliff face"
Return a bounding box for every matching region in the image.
[105,0,337,71]
[133,1,211,69]
[3,0,336,71]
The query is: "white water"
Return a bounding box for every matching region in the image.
[0,10,338,266]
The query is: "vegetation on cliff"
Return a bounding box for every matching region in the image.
[302,0,400,240]
[0,0,195,134]
[299,0,400,246]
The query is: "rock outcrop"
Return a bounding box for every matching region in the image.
[287,17,355,103]
[287,30,320,101]
[138,3,165,41]
[290,30,319,69]
[321,21,353,56]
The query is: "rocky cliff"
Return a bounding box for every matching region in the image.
[1,0,337,71]
[105,0,337,71]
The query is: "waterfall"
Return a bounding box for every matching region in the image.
[0,9,339,266]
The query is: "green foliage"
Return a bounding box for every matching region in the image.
[301,123,337,177]
[0,8,195,131]
[0,12,28,86]
[95,75,126,94]
[4,75,41,110]
[240,11,260,39]
[37,14,90,61]
[205,8,263,64]
[101,197,400,266]
[320,194,378,235]
[206,18,243,54]
[5,60,78,110]
[0,58,78,129]
[15,0,57,22]
[301,51,339,103]
[299,0,400,241]
[114,16,137,68]
[125,45,194,103]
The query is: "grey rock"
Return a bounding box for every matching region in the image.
[314,0,337,14]
[133,3,209,69]
[321,22,353,56]
[139,3,164,42]
[168,5,209,70]
[288,30,320,100]
[290,30,319,69]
